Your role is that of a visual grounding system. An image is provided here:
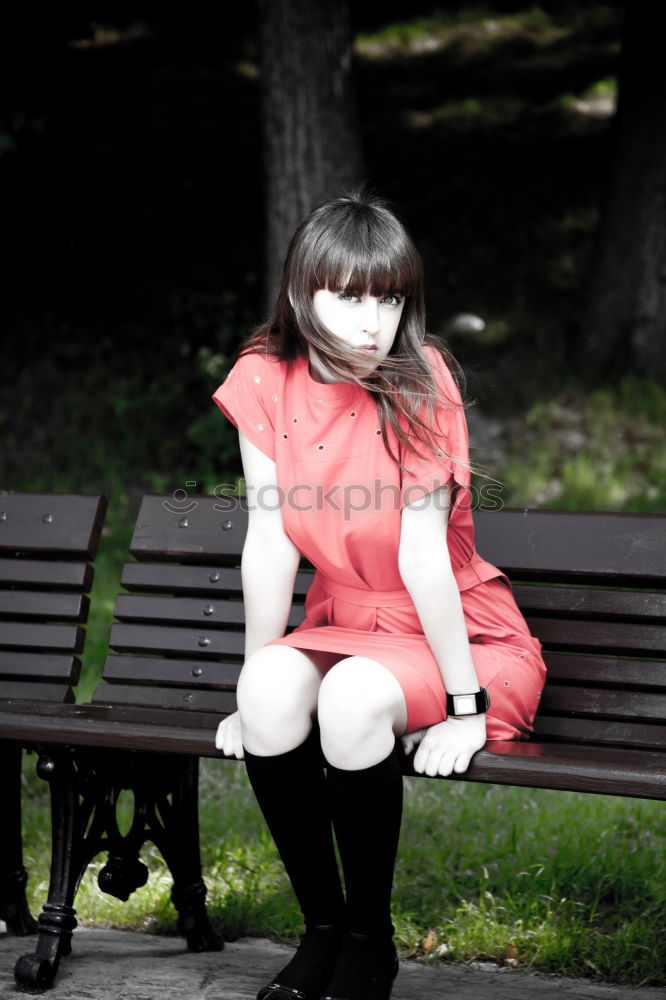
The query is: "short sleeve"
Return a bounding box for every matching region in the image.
[399,347,470,508]
[212,351,279,461]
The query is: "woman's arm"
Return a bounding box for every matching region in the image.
[216,430,301,757]
[398,484,487,776]
[239,430,301,658]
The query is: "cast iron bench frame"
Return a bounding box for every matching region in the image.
[2,492,665,993]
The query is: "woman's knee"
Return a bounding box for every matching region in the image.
[317,657,407,768]
[237,646,322,752]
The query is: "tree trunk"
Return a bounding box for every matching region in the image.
[258,0,364,311]
[578,0,666,380]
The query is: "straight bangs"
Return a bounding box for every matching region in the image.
[306,213,422,301]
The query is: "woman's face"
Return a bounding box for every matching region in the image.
[310,288,405,382]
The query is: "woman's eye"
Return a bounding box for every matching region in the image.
[337,293,358,302]
[382,295,402,306]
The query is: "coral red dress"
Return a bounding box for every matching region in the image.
[212,346,546,738]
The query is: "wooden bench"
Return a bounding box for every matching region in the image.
[0,491,107,940]
[2,493,665,993]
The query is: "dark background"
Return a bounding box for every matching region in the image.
[5,2,654,512]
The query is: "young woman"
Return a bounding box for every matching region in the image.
[212,189,546,1000]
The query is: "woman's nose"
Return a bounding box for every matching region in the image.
[360,298,380,334]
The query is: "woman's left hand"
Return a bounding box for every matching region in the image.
[401,714,487,776]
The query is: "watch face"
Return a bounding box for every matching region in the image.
[453,694,478,715]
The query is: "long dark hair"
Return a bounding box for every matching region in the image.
[239,188,472,477]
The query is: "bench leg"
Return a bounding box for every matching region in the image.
[0,744,38,936]
[93,752,223,953]
[14,750,82,994]
[151,757,224,953]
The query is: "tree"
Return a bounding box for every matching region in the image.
[578,0,666,380]
[257,0,364,310]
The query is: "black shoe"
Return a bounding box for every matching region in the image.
[257,924,342,1000]
[319,930,399,1000]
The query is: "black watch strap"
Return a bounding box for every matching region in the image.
[445,687,490,717]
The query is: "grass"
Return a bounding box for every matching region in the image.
[19,757,666,985]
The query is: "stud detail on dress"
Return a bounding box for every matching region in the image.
[375,429,382,436]
[272,394,278,402]
[350,411,357,418]
[257,424,264,431]
[282,432,288,439]
[293,417,298,423]
[253,375,261,383]
[317,444,325,450]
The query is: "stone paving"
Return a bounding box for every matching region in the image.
[1,929,663,1000]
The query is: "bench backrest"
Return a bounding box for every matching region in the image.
[0,491,107,704]
[95,495,666,753]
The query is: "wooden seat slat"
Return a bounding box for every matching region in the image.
[512,584,666,620]
[120,561,314,597]
[533,714,666,749]
[2,702,664,798]
[474,508,666,584]
[113,593,250,627]
[0,651,80,683]
[0,681,75,703]
[109,622,246,658]
[525,615,666,655]
[540,685,666,721]
[91,682,237,714]
[129,499,666,583]
[0,492,106,559]
[0,590,88,621]
[542,651,666,689]
[0,622,84,653]
[101,653,241,689]
[0,558,93,590]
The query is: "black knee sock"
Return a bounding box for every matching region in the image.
[326,743,403,939]
[244,725,346,930]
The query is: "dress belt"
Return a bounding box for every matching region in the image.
[317,575,413,607]
[317,552,504,607]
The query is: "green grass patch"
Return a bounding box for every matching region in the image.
[495,376,666,512]
[20,757,665,985]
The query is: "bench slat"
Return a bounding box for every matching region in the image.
[1,702,664,799]
[101,653,241,689]
[114,593,305,628]
[0,590,89,621]
[91,682,237,713]
[0,492,107,559]
[0,651,80,683]
[540,685,666,721]
[526,615,666,654]
[130,499,666,584]
[0,558,93,590]
[113,593,249,627]
[543,651,666,690]
[0,622,84,653]
[474,508,666,584]
[512,584,666,620]
[0,681,75,703]
[533,714,666,749]
[120,561,314,597]
[109,622,245,658]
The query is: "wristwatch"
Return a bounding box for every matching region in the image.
[445,688,490,717]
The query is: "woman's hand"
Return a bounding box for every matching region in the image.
[401,714,487,776]
[215,710,244,759]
